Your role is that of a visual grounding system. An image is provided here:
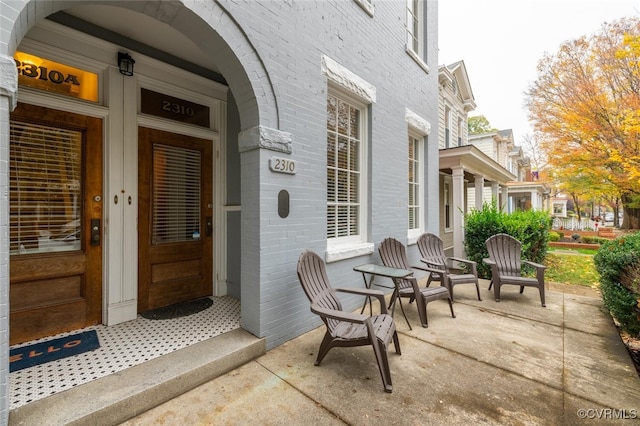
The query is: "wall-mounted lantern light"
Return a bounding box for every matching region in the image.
[118,52,135,76]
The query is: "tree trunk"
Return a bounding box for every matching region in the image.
[621,193,640,230]
[571,193,582,220]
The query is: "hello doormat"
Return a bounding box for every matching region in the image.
[9,330,100,372]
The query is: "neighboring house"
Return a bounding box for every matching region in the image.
[437,61,482,256]
[469,130,550,214]
[438,62,549,258]
[0,0,439,419]
[552,195,569,218]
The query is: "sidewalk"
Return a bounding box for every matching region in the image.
[122,281,640,425]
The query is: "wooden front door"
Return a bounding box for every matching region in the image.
[138,127,213,312]
[9,103,103,345]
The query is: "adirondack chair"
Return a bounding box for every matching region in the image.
[416,233,482,301]
[378,237,455,328]
[296,250,401,393]
[483,234,546,307]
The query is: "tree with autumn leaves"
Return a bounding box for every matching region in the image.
[527,17,640,229]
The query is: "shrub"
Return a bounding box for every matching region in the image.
[594,233,640,337]
[464,202,552,279]
[571,233,581,242]
[582,236,607,244]
[549,231,561,242]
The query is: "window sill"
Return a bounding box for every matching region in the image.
[407,229,422,245]
[326,241,374,263]
[406,46,430,74]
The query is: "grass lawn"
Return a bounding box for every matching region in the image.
[543,248,600,288]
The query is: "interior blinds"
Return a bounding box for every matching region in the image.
[152,144,201,244]
[10,121,82,254]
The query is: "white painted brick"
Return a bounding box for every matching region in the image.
[0,0,439,366]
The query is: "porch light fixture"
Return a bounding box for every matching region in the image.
[118,52,135,76]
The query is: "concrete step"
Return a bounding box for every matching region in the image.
[9,328,265,426]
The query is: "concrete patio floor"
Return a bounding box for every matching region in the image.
[121,280,640,425]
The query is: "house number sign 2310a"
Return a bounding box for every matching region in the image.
[269,157,296,174]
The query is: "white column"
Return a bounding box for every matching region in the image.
[452,166,465,258]
[531,190,539,210]
[500,185,509,211]
[491,182,499,208]
[474,174,484,210]
[0,53,17,425]
[106,67,138,326]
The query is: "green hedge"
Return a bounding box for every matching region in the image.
[594,233,640,336]
[582,236,608,244]
[464,202,552,279]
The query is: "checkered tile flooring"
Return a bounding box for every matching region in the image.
[9,296,240,409]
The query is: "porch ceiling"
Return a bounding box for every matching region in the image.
[51,4,222,78]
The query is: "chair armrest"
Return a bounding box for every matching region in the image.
[523,260,546,283]
[483,258,498,278]
[335,287,388,314]
[449,257,478,275]
[412,264,444,274]
[412,264,447,285]
[310,304,368,324]
[335,287,385,297]
[449,257,477,266]
[522,260,546,270]
[420,257,446,268]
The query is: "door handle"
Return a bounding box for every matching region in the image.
[206,216,213,237]
[90,218,101,246]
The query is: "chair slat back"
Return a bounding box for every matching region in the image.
[378,238,414,290]
[417,233,446,270]
[486,234,522,276]
[297,250,342,330]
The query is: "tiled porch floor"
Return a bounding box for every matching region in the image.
[9,296,240,410]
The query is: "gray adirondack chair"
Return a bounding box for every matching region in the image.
[296,250,401,393]
[378,237,455,329]
[483,234,546,307]
[417,233,481,301]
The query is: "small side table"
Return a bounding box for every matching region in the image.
[353,263,414,329]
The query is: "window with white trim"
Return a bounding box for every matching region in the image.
[445,106,451,148]
[444,180,452,231]
[408,132,422,232]
[406,0,428,67]
[327,91,367,244]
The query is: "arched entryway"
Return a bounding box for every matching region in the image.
[0,0,287,418]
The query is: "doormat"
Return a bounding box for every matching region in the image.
[140,297,213,320]
[10,330,100,373]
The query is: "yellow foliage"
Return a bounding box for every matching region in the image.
[527,17,640,200]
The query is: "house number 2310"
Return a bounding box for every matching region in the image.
[269,157,296,174]
[162,101,195,117]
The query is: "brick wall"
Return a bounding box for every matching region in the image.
[221,0,440,348]
[0,0,440,356]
